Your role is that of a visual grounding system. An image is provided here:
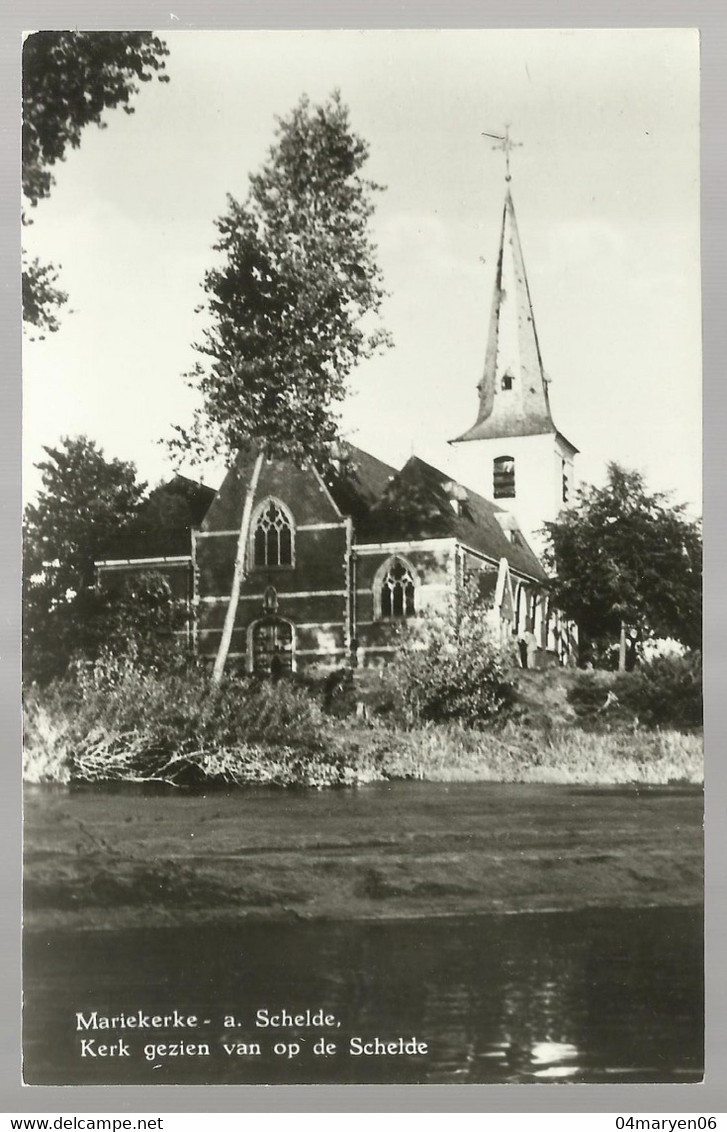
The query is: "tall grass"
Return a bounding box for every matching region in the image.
[374,720,702,785]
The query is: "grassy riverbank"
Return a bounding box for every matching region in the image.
[24,712,702,787]
[23,662,703,932]
[23,666,703,788]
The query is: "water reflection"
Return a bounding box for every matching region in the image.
[23,906,703,1085]
[530,1041,580,1079]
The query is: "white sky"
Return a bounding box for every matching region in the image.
[22,28,702,512]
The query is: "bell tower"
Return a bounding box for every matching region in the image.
[450,130,578,553]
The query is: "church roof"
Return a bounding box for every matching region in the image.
[97,446,547,584]
[453,189,575,448]
[363,454,548,582]
[111,474,216,559]
[323,442,547,580]
[324,443,398,526]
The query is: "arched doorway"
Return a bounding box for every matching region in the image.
[249,617,295,675]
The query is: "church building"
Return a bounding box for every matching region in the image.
[96,166,579,674]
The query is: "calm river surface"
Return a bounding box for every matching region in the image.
[24,905,702,1085]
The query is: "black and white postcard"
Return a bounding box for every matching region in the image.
[20,28,703,1089]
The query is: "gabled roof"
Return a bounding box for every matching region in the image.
[167,474,217,527]
[364,455,548,582]
[113,475,216,558]
[323,442,398,529]
[110,445,546,583]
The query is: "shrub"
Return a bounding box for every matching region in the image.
[567,650,702,730]
[23,666,331,785]
[388,586,516,728]
[566,671,626,724]
[616,650,702,729]
[22,697,73,783]
[23,663,704,788]
[97,572,189,674]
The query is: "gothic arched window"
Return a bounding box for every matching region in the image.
[493,456,516,499]
[251,499,294,568]
[376,556,417,620]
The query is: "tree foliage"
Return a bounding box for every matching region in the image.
[24,436,146,597]
[23,437,147,682]
[23,439,202,683]
[174,90,391,466]
[172,91,390,683]
[22,31,169,334]
[543,463,702,660]
[21,257,68,335]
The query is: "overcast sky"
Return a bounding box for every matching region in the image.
[22,28,701,512]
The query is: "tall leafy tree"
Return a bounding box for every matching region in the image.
[23,436,147,682]
[22,30,169,335]
[543,463,702,667]
[175,92,391,681]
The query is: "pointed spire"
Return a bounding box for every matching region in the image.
[453,188,556,443]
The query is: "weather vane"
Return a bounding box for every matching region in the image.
[481,125,522,183]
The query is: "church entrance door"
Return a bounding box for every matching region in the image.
[251,617,294,676]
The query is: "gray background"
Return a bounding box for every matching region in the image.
[2,0,723,1114]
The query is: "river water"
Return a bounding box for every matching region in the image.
[24,905,702,1085]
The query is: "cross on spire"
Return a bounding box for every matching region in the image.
[481,125,522,183]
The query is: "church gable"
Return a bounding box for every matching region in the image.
[194,452,351,671]
[202,449,343,533]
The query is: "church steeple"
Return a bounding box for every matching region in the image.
[453,188,556,443]
[449,137,578,552]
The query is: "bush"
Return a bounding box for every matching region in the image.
[97,572,189,674]
[388,586,516,728]
[567,650,702,730]
[23,661,704,788]
[617,650,702,729]
[23,665,332,785]
[567,671,623,723]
